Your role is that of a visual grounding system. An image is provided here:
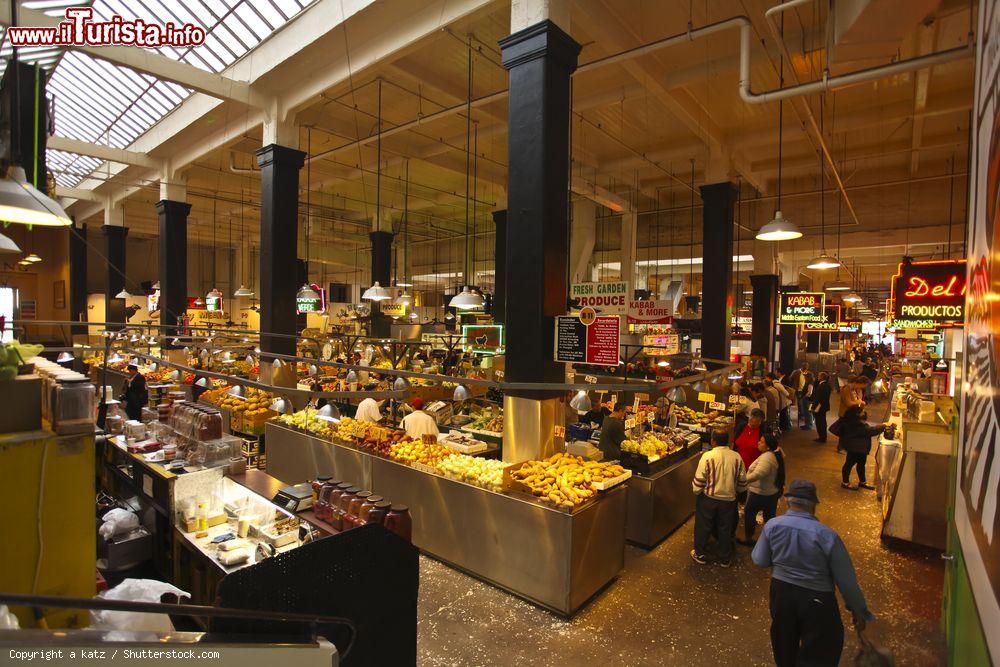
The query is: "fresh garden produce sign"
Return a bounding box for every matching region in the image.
[778,291,825,324]
[891,259,966,325]
[555,315,620,366]
[570,281,628,315]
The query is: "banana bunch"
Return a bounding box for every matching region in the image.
[510,453,626,508]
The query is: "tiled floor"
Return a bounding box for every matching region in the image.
[417,406,947,665]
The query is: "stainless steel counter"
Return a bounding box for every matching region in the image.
[624,452,701,548]
[265,421,627,615]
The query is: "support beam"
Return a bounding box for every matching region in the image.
[48,135,160,169]
[700,182,737,362]
[910,20,938,175]
[69,221,87,334]
[102,224,128,329]
[750,274,778,360]
[492,209,507,324]
[778,284,799,374]
[569,199,596,284]
[156,200,191,338]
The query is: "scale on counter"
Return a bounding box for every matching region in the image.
[272,483,314,512]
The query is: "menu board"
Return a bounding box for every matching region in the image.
[778,291,825,324]
[891,259,966,325]
[642,332,680,355]
[554,315,620,366]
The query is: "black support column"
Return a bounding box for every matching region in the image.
[750,274,778,360]
[369,230,393,338]
[499,20,580,393]
[699,182,737,362]
[492,209,507,324]
[102,225,128,329]
[778,284,799,373]
[68,221,87,334]
[256,144,305,357]
[156,200,190,341]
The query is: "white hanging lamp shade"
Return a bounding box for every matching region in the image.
[234,284,254,297]
[317,402,341,422]
[806,252,841,270]
[115,288,132,299]
[569,390,592,413]
[666,385,687,404]
[0,166,72,227]
[824,279,851,292]
[195,377,209,388]
[453,384,471,401]
[227,384,245,398]
[361,281,392,301]
[194,296,205,306]
[269,397,293,414]
[393,376,410,391]
[756,211,802,241]
[449,286,485,310]
[345,369,358,383]
[0,231,20,255]
[152,281,160,290]
[23,252,41,263]
[396,290,413,304]
[56,351,73,363]
[843,293,862,303]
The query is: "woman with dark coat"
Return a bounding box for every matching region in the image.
[832,406,885,490]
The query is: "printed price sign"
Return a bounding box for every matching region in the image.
[698,391,715,403]
[585,375,597,384]
[709,401,727,411]
[633,396,641,412]
[625,417,637,429]
[553,425,566,439]
[610,394,618,406]
[636,392,649,402]
[729,394,741,404]
[646,412,655,424]
[494,370,504,380]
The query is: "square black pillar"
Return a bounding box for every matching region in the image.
[369,230,393,338]
[492,209,507,324]
[69,221,87,334]
[499,20,580,394]
[256,144,305,357]
[156,200,191,341]
[805,332,820,353]
[102,225,128,329]
[699,182,737,362]
[750,274,778,360]
[819,332,831,352]
[778,283,799,373]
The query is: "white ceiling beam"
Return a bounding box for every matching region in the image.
[910,20,939,175]
[48,135,160,169]
[55,186,104,203]
[571,175,630,212]
[0,1,265,107]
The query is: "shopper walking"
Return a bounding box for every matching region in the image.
[831,406,886,490]
[810,372,833,443]
[752,480,875,667]
[762,379,780,432]
[838,376,866,417]
[741,430,785,545]
[733,409,765,471]
[771,373,793,432]
[691,429,747,567]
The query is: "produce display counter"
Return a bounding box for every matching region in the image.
[875,394,954,550]
[624,449,702,548]
[264,421,627,615]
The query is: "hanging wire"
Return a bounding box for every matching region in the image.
[947,153,956,258]
[688,159,695,289]
[463,36,473,288]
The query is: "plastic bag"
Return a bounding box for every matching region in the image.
[89,579,190,633]
[853,628,895,667]
[0,605,20,629]
[98,508,139,541]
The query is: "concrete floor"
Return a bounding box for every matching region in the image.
[417,407,947,666]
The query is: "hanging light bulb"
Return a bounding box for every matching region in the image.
[756,211,802,241]
[569,390,592,413]
[234,285,254,298]
[806,252,841,270]
[692,380,709,393]
[843,293,862,303]
[152,281,160,290]
[195,377,209,388]
[309,364,319,377]
[194,296,205,306]
[657,360,669,368]
[445,312,455,321]
[0,166,71,227]
[56,351,73,363]
[409,311,418,320]
[936,358,948,369]
[317,402,341,422]
[361,281,392,301]
[449,286,484,310]
[397,290,413,305]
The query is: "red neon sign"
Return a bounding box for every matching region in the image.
[903,275,966,299]
[890,259,967,326]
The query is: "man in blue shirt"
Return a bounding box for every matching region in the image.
[752,479,875,666]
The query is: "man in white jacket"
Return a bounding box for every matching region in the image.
[400,397,439,439]
[691,429,748,567]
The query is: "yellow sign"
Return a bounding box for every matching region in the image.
[698,392,715,403]
[579,306,597,326]
[381,302,407,317]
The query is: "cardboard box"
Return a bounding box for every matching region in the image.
[0,375,41,434]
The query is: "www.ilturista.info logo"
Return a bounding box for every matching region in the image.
[7,7,206,48]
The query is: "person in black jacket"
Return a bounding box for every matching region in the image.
[810,372,833,443]
[832,406,885,490]
[121,363,148,421]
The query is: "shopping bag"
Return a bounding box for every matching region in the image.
[829,418,843,437]
[853,628,895,667]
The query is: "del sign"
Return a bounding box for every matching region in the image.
[891,259,966,325]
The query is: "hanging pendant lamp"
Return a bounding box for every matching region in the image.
[0,165,71,227]
[206,287,222,300]
[317,402,341,422]
[569,390,592,413]
[806,99,839,268]
[806,252,840,270]
[666,385,687,404]
[450,286,484,310]
[825,279,851,292]
[234,285,253,297]
[361,282,391,301]
[23,252,41,263]
[115,288,132,299]
[0,231,20,254]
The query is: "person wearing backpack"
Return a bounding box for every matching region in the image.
[740,429,785,546]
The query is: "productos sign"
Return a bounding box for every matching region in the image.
[778,291,825,324]
[891,259,966,325]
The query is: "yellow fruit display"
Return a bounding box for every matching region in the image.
[388,440,452,467]
[509,453,627,508]
[436,454,506,492]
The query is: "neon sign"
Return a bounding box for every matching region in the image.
[778,291,826,324]
[803,304,841,332]
[891,259,966,326]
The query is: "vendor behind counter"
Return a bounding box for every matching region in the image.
[597,405,628,461]
[400,397,439,438]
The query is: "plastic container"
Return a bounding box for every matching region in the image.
[52,376,96,435]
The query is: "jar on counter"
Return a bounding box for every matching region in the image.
[367,500,391,526]
[357,495,383,526]
[344,491,372,531]
[330,484,357,531]
[311,476,332,503]
[316,479,340,521]
[384,504,412,542]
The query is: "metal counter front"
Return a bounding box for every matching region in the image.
[265,422,627,615]
[624,451,701,548]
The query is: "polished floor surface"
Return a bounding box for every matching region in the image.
[417,404,947,666]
